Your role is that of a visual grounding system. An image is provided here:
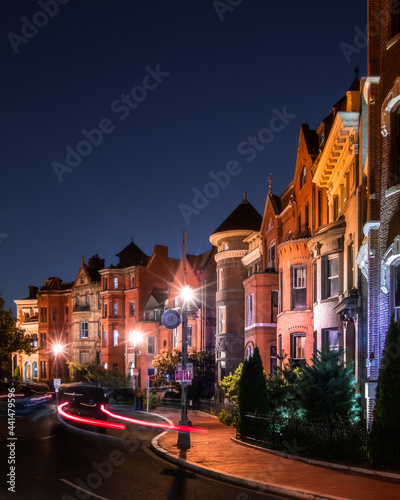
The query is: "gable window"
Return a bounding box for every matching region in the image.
[113,330,119,346]
[80,321,89,339]
[291,334,306,364]
[267,241,276,270]
[187,325,193,348]
[129,301,136,317]
[147,336,156,355]
[300,165,307,189]
[323,256,339,299]
[271,290,278,323]
[80,274,84,284]
[291,265,307,309]
[218,305,226,333]
[246,294,254,327]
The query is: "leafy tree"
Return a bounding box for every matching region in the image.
[299,347,360,424]
[0,294,36,379]
[68,360,128,387]
[266,358,303,419]
[152,349,215,401]
[219,363,243,403]
[238,347,269,431]
[372,318,400,430]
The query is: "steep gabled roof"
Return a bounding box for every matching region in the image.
[211,194,262,235]
[115,240,149,268]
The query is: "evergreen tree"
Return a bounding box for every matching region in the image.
[238,347,269,431]
[0,294,36,379]
[372,318,400,430]
[219,363,243,403]
[299,347,360,424]
[266,358,303,419]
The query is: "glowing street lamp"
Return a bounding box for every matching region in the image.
[129,330,142,410]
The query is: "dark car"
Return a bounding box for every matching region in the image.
[58,383,108,420]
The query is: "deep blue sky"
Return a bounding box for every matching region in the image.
[0,0,367,311]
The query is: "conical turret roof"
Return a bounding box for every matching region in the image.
[211,193,262,235]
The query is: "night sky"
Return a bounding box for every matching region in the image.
[1,0,367,311]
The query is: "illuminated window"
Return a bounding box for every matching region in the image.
[80,321,89,339]
[33,334,38,348]
[173,328,178,348]
[32,362,38,378]
[291,334,306,363]
[129,301,136,317]
[114,277,118,289]
[291,265,307,309]
[300,165,307,188]
[113,330,119,346]
[246,344,253,360]
[218,305,226,333]
[393,262,400,321]
[113,302,118,317]
[323,328,340,351]
[246,294,254,327]
[187,325,192,348]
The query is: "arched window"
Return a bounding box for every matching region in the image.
[32,362,38,379]
[246,344,254,360]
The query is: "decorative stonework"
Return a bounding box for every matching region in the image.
[215,249,247,263]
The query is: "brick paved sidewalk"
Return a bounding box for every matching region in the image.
[151,409,400,500]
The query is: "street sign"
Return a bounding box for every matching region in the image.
[132,368,139,377]
[176,363,193,385]
[53,378,61,389]
[161,309,181,329]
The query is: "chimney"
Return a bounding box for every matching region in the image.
[28,286,38,299]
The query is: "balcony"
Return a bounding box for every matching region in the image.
[73,304,91,312]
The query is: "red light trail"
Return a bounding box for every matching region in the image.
[57,402,126,430]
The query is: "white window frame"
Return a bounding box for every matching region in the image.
[324,255,339,298]
[291,334,306,360]
[246,294,254,327]
[218,305,226,333]
[80,321,89,339]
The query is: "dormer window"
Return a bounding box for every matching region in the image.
[80,274,84,284]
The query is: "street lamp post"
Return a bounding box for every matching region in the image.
[177,286,193,450]
[53,343,63,404]
[130,331,142,410]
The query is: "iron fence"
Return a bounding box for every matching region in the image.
[240,413,400,473]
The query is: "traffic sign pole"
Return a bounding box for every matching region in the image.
[178,311,190,449]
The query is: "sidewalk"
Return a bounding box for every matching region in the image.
[149,408,400,500]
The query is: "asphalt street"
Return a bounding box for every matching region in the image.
[0,405,283,500]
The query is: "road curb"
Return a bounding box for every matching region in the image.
[150,435,346,500]
[231,437,400,481]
